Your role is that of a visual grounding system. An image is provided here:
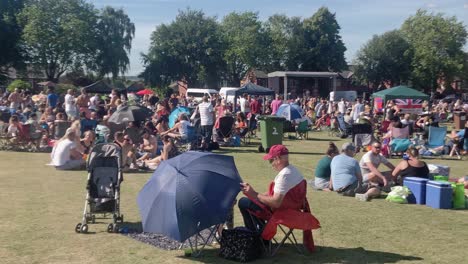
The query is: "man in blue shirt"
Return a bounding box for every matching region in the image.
[46,87,59,109]
[330,142,381,201]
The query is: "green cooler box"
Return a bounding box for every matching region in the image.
[258,116,285,152]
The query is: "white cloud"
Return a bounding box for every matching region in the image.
[427,3,437,8]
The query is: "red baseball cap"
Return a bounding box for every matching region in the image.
[263,145,289,160]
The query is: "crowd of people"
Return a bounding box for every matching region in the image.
[1,85,467,176]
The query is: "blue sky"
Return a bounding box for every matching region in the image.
[89,0,468,76]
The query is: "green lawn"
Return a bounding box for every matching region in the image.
[1,132,468,264]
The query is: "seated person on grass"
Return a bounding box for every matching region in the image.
[137,129,158,162]
[330,142,381,202]
[50,128,85,170]
[359,141,395,188]
[113,131,137,171]
[391,146,429,184]
[160,114,190,140]
[144,135,179,169]
[312,142,339,190]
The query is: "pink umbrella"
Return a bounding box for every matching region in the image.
[136,89,154,95]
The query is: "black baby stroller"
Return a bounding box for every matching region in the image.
[75,143,124,234]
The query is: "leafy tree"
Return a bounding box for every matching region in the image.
[140,9,224,88]
[95,6,135,79]
[18,0,98,82]
[221,12,268,86]
[401,10,467,91]
[0,0,25,83]
[7,79,30,92]
[353,30,413,87]
[263,14,305,72]
[302,7,347,71]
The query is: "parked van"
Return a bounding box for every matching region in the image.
[329,91,357,102]
[219,87,240,104]
[186,88,219,103]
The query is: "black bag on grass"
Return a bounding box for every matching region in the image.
[219,227,262,262]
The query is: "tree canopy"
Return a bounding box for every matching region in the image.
[401,10,467,91]
[0,0,25,83]
[141,8,349,88]
[140,9,225,88]
[302,7,347,72]
[95,6,135,79]
[353,30,413,88]
[18,0,98,82]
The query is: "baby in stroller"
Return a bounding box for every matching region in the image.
[75,143,124,233]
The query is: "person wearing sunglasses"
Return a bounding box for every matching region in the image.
[238,145,304,232]
[359,142,395,189]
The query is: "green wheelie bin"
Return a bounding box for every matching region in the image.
[258,115,285,152]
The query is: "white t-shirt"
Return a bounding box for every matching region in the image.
[338,101,346,114]
[89,95,99,110]
[359,151,389,174]
[198,102,214,126]
[51,139,76,166]
[64,94,76,112]
[240,98,250,113]
[273,165,304,195]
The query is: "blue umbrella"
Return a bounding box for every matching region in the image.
[276,103,303,120]
[137,151,242,242]
[168,106,191,128]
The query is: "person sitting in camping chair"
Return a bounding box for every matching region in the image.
[239,145,319,253]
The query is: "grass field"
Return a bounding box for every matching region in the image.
[1,131,468,264]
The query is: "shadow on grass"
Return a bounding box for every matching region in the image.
[288,151,324,156]
[120,221,143,232]
[177,245,423,263]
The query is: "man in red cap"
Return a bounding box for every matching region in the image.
[239,144,305,232]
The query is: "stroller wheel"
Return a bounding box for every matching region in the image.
[75,223,82,233]
[107,223,114,233]
[80,224,88,233]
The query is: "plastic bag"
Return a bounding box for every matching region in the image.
[385,186,411,204]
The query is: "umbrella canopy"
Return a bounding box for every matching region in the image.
[37,81,56,87]
[137,151,242,242]
[108,105,153,124]
[136,89,154,95]
[168,106,191,128]
[83,80,115,94]
[275,103,303,120]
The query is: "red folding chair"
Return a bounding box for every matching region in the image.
[247,180,321,256]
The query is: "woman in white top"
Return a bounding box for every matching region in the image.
[64,89,77,119]
[160,113,191,140]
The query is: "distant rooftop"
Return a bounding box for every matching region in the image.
[268,71,339,78]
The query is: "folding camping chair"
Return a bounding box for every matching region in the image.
[352,123,374,152]
[427,126,447,149]
[295,120,310,139]
[248,180,320,256]
[387,126,411,157]
[217,116,235,141]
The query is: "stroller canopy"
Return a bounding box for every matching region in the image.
[87,143,122,170]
